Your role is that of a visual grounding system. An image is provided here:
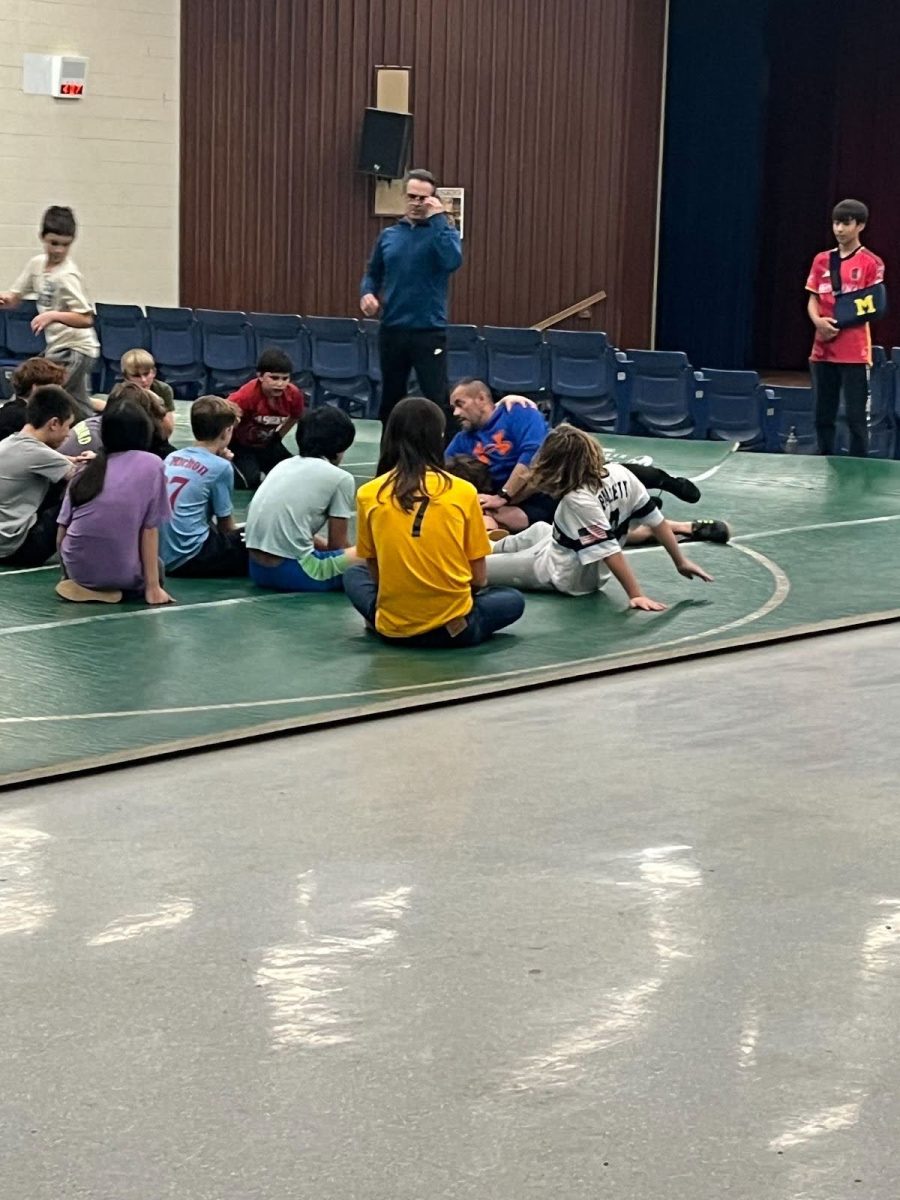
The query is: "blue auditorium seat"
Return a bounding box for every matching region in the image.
[892,347,900,458]
[95,303,148,391]
[767,385,816,454]
[445,325,487,388]
[694,368,774,450]
[195,309,255,393]
[247,313,310,382]
[3,300,45,362]
[623,348,698,438]
[304,316,372,416]
[483,326,549,401]
[145,307,205,397]
[546,329,627,433]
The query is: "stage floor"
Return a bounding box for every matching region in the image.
[2,423,900,787]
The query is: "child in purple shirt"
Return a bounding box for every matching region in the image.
[56,399,173,605]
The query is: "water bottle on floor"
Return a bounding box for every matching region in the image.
[785,426,799,454]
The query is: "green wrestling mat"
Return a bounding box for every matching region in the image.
[2,420,900,786]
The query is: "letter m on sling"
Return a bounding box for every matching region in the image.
[855,294,876,316]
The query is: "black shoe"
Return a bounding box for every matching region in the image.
[665,476,701,504]
[687,519,731,544]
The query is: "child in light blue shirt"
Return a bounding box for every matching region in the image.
[246,407,357,592]
[161,396,247,577]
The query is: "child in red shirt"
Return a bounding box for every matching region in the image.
[227,348,305,487]
[806,199,885,457]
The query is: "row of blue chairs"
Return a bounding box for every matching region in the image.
[0,307,611,412]
[615,345,898,458]
[2,303,900,455]
[0,306,629,413]
[0,307,635,416]
[0,304,310,398]
[421,330,900,458]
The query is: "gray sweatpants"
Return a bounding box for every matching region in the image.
[46,348,98,421]
[485,522,557,590]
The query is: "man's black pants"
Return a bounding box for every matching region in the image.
[378,326,455,432]
[810,361,869,457]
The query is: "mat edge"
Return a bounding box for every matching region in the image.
[3,606,899,794]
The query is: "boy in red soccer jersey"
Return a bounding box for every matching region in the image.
[227,348,306,488]
[805,199,885,457]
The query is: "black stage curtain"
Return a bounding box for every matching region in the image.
[754,1,900,369]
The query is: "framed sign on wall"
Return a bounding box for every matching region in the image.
[436,187,464,239]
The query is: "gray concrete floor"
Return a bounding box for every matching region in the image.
[2,627,900,1200]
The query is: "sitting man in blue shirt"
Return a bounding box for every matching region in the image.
[446,378,708,534]
[445,379,556,532]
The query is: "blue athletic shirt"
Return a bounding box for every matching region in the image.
[360,215,462,328]
[445,404,549,490]
[161,445,234,568]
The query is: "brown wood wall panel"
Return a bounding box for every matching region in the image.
[180,0,667,347]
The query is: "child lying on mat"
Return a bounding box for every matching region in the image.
[484,424,725,611]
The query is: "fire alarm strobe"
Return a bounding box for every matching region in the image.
[22,54,89,100]
[54,57,87,98]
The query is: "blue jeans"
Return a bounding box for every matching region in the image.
[248,549,348,593]
[342,563,524,648]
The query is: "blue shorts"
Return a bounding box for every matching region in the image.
[248,549,348,593]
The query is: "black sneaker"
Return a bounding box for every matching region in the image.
[688,519,731,544]
[665,476,701,504]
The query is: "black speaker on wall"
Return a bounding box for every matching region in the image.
[357,108,412,179]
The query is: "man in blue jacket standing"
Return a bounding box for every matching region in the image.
[360,168,463,425]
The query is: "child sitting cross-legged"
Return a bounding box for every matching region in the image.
[245,406,357,592]
[0,384,81,567]
[161,396,248,578]
[55,399,173,605]
[228,348,306,488]
[59,380,176,460]
[0,357,68,442]
[120,347,175,413]
[342,398,525,647]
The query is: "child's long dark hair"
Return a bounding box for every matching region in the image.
[105,380,171,457]
[69,400,154,507]
[376,397,451,511]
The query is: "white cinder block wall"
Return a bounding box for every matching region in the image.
[0,0,179,306]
